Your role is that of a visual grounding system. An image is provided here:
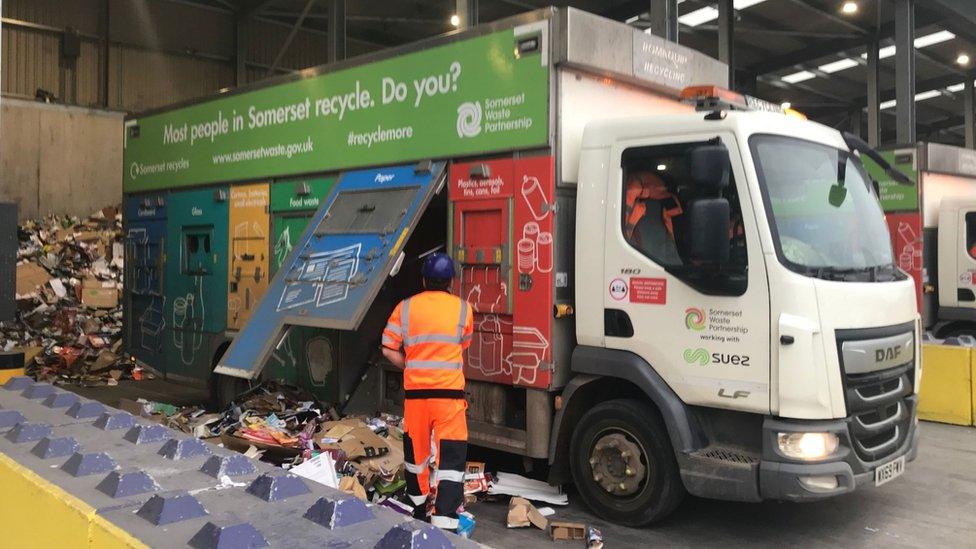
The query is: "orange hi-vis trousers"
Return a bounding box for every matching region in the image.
[402,397,468,530]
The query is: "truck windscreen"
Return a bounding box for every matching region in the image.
[750,134,898,281]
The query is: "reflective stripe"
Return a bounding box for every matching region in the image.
[407,360,463,370]
[384,322,402,336]
[408,493,428,506]
[400,298,411,337]
[404,460,427,474]
[405,333,462,345]
[434,469,465,483]
[430,515,459,530]
[381,335,396,346]
[455,301,468,340]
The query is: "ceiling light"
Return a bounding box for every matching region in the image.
[861,31,956,61]
[450,14,460,27]
[947,83,966,93]
[625,15,639,24]
[657,164,667,171]
[781,102,792,110]
[957,53,971,66]
[781,70,816,84]
[678,6,719,27]
[914,30,955,48]
[841,2,858,15]
[818,58,859,73]
[678,0,766,27]
[914,90,941,102]
[880,99,897,110]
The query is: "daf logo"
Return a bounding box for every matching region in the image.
[875,345,902,363]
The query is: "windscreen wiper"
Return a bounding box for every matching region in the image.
[841,132,914,187]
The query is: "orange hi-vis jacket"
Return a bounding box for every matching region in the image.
[382,290,474,397]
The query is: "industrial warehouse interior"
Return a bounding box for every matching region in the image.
[0,0,975,547]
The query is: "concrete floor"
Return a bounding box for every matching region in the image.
[62,380,976,548]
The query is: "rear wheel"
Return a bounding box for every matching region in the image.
[211,372,250,410]
[569,399,685,526]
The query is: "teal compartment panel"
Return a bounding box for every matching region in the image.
[163,188,229,380]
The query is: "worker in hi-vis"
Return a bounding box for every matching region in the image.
[381,252,473,532]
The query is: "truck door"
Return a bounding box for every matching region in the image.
[265,176,337,399]
[123,193,167,372]
[953,209,976,306]
[449,156,556,388]
[603,135,770,413]
[216,161,446,380]
[164,188,229,381]
[227,183,270,330]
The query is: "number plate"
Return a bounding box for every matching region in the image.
[874,455,906,487]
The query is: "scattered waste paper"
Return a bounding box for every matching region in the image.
[489,472,569,505]
[2,206,130,387]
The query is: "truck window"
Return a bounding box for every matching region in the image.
[621,141,748,273]
[967,212,976,259]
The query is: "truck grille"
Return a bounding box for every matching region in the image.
[844,362,913,463]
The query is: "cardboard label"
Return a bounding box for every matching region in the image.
[630,277,666,304]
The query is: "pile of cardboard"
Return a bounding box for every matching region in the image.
[1,206,129,386]
[214,382,409,504]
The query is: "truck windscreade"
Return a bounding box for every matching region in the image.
[122,8,919,527]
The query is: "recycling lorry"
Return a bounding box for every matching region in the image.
[122,7,920,526]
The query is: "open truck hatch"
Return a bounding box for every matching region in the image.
[215,161,447,379]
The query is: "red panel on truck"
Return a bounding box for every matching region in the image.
[886,211,923,311]
[449,156,555,389]
[451,159,516,384]
[511,156,555,389]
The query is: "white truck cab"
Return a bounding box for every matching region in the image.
[567,98,919,521]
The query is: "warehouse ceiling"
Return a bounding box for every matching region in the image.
[186,0,976,146]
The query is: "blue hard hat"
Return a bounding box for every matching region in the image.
[421,252,456,280]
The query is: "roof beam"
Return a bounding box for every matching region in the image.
[748,9,942,74]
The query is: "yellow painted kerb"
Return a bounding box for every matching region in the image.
[0,451,148,548]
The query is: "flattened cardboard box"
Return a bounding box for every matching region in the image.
[15,263,51,296]
[81,278,118,308]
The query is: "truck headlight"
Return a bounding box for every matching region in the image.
[777,432,839,461]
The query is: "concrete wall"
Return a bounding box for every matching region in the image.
[0,98,122,220]
[1,0,375,114]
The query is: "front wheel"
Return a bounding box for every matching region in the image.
[569,399,685,526]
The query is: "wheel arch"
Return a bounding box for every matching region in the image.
[547,346,706,484]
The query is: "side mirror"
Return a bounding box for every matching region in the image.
[689,145,731,193]
[687,198,730,264]
[828,184,848,207]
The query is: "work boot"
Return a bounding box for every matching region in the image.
[412,504,429,522]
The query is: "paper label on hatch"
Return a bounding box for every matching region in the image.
[875,455,905,487]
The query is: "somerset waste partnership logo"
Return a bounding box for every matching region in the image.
[456,101,482,138]
[684,307,706,331]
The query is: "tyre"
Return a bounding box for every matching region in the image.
[569,399,685,526]
[211,372,250,410]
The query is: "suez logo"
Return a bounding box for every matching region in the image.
[682,347,751,367]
